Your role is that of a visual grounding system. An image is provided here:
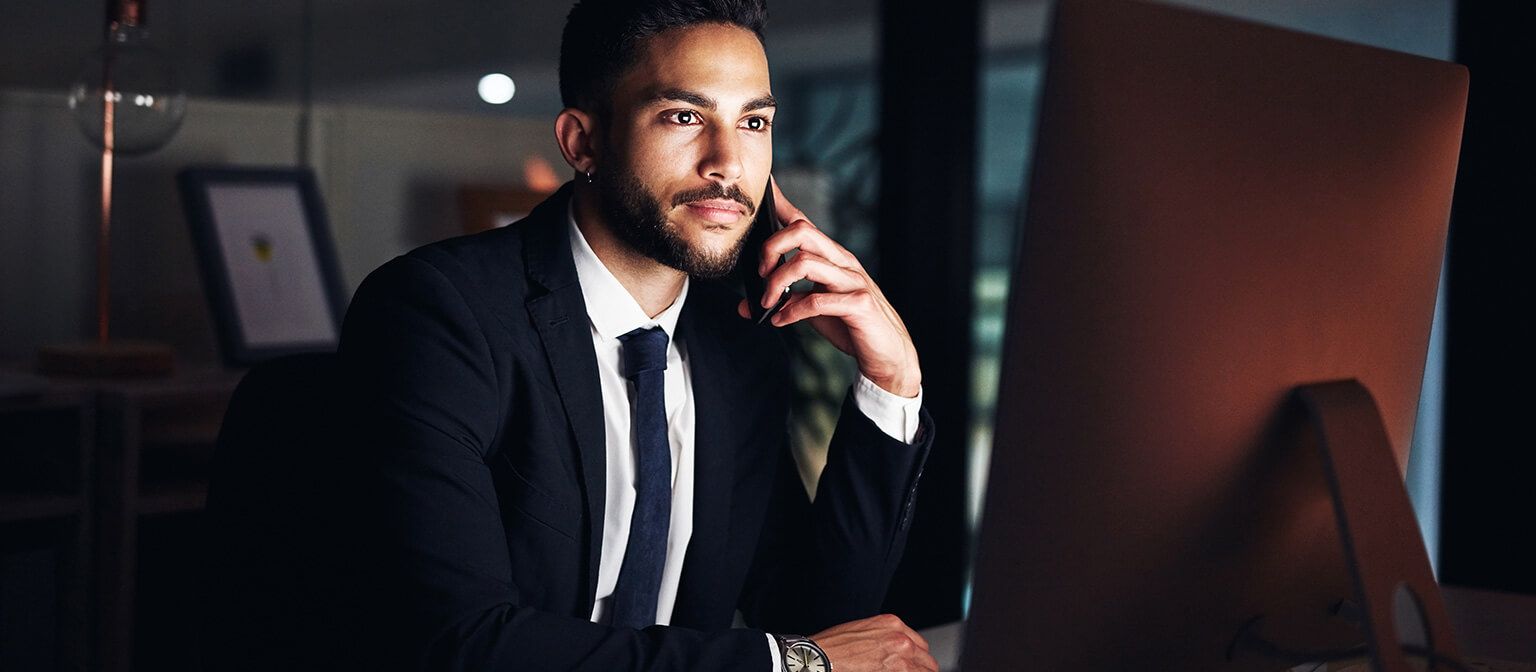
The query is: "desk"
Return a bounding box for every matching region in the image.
[93,369,241,672]
[0,384,91,671]
[919,585,1536,671]
[1443,585,1536,667]
[1,367,241,671]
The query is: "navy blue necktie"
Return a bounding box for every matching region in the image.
[610,326,672,629]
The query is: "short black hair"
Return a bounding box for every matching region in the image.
[559,0,768,115]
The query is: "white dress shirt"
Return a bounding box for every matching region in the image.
[567,206,924,669]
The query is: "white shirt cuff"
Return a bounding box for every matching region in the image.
[852,374,924,444]
[766,633,782,671]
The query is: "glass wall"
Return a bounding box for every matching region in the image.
[765,27,885,494]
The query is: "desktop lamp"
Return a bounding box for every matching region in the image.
[41,0,187,377]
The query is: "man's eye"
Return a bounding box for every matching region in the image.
[669,110,699,125]
[743,116,772,132]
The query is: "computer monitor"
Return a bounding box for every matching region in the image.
[963,0,1468,670]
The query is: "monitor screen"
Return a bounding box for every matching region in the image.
[963,0,1468,669]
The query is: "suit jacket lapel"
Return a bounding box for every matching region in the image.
[671,287,752,627]
[521,183,608,613]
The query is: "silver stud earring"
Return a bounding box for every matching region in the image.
[585,170,595,184]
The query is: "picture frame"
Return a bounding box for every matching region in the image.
[178,167,347,367]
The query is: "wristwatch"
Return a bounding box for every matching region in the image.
[773,633,831,672]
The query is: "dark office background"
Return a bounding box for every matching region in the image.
[2,0,1528,670]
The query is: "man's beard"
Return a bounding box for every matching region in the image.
[596,164,756,280]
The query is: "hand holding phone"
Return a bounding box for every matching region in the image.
[738,176,923,397]
[738,177,790,325]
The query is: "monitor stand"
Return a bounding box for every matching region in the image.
[1235,380,1463,671]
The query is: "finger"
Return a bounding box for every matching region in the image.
[770,291,833,327]
[759,250,864,308]
[737,298,751,319]
[758,220,860,276]
[781,302,856,354]
[885,629,937,671]
[770,289,874,328]
[883,617,930,653]
[917,650,941,672]
[905,628,931,652]
[769,175,814,231]
[767,290,814,318]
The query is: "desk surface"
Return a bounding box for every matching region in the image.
[1443,585,1536,665]
[919,585,1536,671]
[916,621,963,672]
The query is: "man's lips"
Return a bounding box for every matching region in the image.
[682,199,749,224]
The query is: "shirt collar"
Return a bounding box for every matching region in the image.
[567,201,689,342]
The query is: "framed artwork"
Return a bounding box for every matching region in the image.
[178,167,347,367]
[457,185,548,234]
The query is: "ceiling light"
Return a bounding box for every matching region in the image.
[478,73,515,105]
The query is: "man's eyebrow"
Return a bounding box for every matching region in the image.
[648,88,717,110]
[646,88,777,114]
[741,94,777,113]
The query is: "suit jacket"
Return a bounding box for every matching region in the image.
[336,182,934,670]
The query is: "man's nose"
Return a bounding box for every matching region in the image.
[698,124,744,184]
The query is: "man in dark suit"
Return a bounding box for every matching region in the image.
[338,1,938,669]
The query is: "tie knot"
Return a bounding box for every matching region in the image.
[618,327,669,379]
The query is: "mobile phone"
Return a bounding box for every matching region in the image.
[738,177,791,325]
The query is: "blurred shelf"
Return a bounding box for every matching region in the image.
[140,421,223,447]
[0,377,92,672]
[136,481,208,517]
[1,364,242,672]
[0,492,84,524]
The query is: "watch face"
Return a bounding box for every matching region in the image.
[786,642,827,672]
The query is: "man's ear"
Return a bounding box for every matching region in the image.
[554,108,600,176]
